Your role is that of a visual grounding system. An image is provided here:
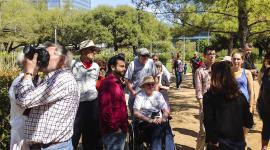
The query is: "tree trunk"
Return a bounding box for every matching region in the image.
[238,0,249,49]
[3,42,8,51]
[133,45,137,56]
[228,34,234,55]
[258,48,263,57]
[114,40,118,51]
[8,41,14,53]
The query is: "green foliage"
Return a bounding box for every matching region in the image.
[159,53,171,65]
[0,71,18,149]
[136,0,270,51]
[0,1,172,52]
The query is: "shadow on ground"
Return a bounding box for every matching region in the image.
[170,103,199,112]
[175,143,195,150]
[173,128,198,138]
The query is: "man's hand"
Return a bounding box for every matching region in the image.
[250,106,254,113]
[24,53,38,75]
[152,118,163,124]
[131,90,137,97]
[115,128,122,134]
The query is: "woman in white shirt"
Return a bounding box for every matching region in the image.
[133,76,174,150]
[9,51,40,150]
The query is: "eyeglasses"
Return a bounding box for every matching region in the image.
[140,54,149,57]
[145,83,155,87]
[207,53,216,56]
[153,59,158,61]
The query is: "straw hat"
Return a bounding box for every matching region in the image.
[78,40,100,52]
[222,56,232,62]
[139,76,156,87]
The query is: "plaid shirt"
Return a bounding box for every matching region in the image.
[195,65,211,99]
[15,69,80,144]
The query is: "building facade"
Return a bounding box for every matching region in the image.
[32,0,91,10]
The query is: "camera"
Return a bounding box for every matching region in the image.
[23,46,50,68]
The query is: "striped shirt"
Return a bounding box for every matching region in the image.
[195,65,211,99]
[15,69,79,144]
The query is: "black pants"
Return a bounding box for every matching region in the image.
[72,100,102,150]
[262,118,270,141]
[206,138,245,150]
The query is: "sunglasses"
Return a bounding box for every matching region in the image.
[140,54,149,57]
[207,53,216,56]
[145,83,155,87]
[153,58,158,61]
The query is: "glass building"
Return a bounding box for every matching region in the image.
[33,0,91,10]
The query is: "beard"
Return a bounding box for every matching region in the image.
[114,70,125,77]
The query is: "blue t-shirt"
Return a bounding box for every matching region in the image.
[236,69,249,102]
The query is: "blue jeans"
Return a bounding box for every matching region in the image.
[30,139,73,150]
[139,122,175,150]
[102,132,126,150]
[175,70,182,88]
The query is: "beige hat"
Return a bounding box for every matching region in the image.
[222,56,231,62]
[78,40,100,52]
[139,76,155,87]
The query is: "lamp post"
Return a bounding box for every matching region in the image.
[54,26,57,44]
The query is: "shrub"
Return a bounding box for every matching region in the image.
[159,53,171,65]
[0,71,18,149]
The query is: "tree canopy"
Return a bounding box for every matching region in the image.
[0,0,172,52]
[133,0,270,54]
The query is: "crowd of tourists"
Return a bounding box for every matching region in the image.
[7,39,270,150]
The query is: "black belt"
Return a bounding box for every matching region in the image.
[29,142,60,150]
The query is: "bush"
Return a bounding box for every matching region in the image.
[0,71,18,149]
[159,53,171,65]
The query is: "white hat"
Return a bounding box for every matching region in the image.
[222,56,231,62]
[78,40,100,52]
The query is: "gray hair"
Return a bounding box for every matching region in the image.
[16,50,25,69]
[44,41,73,68]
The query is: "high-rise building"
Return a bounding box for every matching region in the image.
[32,0,91,10]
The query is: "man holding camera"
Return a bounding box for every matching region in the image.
[15,42,79,150]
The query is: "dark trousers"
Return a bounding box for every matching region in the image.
[175,70,182,88]
[192,70,196,88]
[206,138,245,150]
[138,122,175,150]
[72,100,102,150]
[262,118,270,141]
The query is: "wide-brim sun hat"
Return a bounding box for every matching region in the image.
[77,40,100,52]
[139,76,155,87]
[222,56,232,62]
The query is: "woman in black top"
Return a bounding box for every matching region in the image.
[203,61,253,150]
[258,52,270,150]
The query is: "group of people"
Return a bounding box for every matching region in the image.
[8,38,270,150]
[193,44,270,150]
[9,40,174,150]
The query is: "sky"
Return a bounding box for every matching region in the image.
[91,0,134,8]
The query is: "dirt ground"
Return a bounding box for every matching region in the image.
[169,73,263,150]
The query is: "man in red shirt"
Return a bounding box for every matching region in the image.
[98,54,128,150]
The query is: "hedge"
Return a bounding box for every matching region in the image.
[0,71,18,149]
